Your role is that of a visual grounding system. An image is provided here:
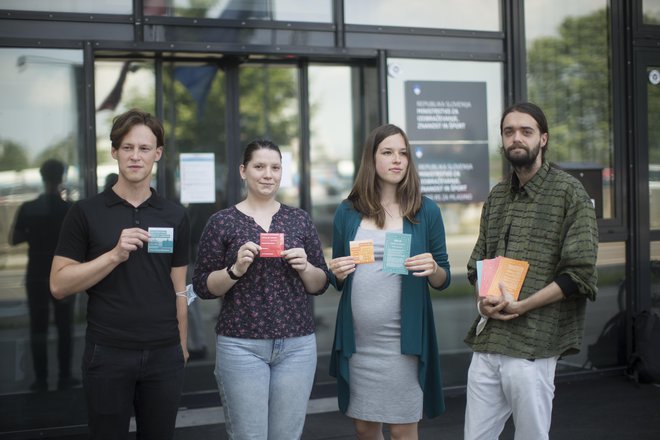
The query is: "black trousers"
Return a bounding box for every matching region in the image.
[82,341,185,440]
[26,278,74,381]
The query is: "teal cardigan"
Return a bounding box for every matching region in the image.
[329,197,451,419]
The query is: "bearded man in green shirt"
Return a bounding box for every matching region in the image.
[464,102,598,440]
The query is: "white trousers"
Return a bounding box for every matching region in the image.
[464,352,559,440]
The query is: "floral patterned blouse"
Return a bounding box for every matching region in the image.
[193,204,330,339]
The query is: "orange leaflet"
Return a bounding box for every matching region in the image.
[349,239,375,264]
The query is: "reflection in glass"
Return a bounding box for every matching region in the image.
[308,65,355,357]
[648,67,660,229]
[309,65,353,249]
[651,242,660,314]
[145,0,332,22]
[345,0,500,31]
[163,61,227,365]
[1,0,131,14]
[0,48,83,396]
[387,57,503,234]
[525,0,614,219]
[577,242,626,370]
[643,0,660,24]
[239,64,300,208]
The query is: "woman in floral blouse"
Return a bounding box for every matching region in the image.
[193,139,329,439]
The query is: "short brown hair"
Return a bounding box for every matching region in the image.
[348,124,422,228]
[110,108,164,149]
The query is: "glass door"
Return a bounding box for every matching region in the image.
[634,51,660,312]
[386,57,504,386]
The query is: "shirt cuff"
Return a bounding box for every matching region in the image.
[555,273,578,298]
[476,299,488,335]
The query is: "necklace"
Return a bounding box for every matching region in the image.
[382,204,399,218]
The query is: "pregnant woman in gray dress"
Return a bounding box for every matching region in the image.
[329,124,451,440]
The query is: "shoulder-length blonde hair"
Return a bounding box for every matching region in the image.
[348,124,422,228]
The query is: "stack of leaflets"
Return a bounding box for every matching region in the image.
[476,256,529,300]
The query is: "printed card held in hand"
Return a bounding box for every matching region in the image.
[260,233,284,257]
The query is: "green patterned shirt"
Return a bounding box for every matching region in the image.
[464,161,598,358]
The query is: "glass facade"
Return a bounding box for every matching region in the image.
[525,0,614,219]
[345,0,501,31]
[386,57,504,384]
[1,0,131,14]
[0,48,84,396]
[239,64,300,207]
[643,0,660,24]
[95,60,157,192]
[0,0,657,436]
[145,0,333,22]
[648,65,660,229]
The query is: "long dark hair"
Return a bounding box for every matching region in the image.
[348,124,421,228]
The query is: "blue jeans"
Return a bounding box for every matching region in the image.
[82,341,185,440]
[214,334,317,440]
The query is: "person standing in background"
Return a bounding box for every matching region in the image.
[50,108,190,440]
[193,138,329,440]
[328,124,451,440]
[9,159,76,392]
[463,102,598,440]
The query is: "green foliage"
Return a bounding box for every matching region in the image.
[239,66,299,145]
[163,64,227,159]
[0,139,29,171]
[527,8,612,167]
[173,0,220,18]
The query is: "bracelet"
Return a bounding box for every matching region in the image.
[175,291,187,298]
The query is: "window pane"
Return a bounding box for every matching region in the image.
[145,0,332,22]
[1,0,131,14]
[387,57,503,386]
[581,242,627,369]
[308,65,355,356]
[163,61,227,367]
[309,65,354,248]
[643,0,660,25]
[239,64,300,207]
[652,242,660,314]
[525,0,623,373]
[0,48,83,399]
[95,60,156,193]
[648,66,660,229]
[345,0,500,31]
[525,0,613,219]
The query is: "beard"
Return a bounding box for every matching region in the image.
[501,140,543,169]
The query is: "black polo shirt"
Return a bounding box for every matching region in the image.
[55,188,190,349]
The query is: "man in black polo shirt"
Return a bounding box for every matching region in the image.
[51,108,190,440]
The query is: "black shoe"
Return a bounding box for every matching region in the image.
[30,379,48,393]
[57,376,81,390]
[188,347,207,360]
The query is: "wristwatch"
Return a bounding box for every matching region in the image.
[227,265,242,280]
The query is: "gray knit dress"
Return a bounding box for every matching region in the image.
[346,227,423,423]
